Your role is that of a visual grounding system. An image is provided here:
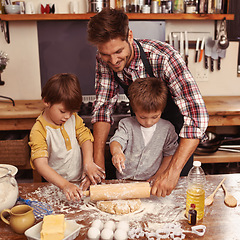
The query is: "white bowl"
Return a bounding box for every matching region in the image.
[5,5,20,14]
[0,164,18,176]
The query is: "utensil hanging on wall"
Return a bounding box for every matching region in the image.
[173,34,179,51]
[184,31,189,66]
[205,37,213,69]
[195,38,200,62]
[211,40,219,72]
[218,18,229,50]
[198,37,205,62]
[180,32,184,58]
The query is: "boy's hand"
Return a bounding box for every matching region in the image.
[84,162,105,185]
[62,182,82,202]
[79,174,91,191]
[112,151,125,174]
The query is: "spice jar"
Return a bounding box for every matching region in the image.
[0,166,19,214]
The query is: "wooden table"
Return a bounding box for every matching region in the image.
[0,174,239,240]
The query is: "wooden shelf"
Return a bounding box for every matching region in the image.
[0,13,235,21]
[194,150,240,164]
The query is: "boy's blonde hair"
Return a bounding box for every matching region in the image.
[128,78,168,113]
[41,73,82,112]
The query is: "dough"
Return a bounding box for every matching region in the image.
[96,199,141,215]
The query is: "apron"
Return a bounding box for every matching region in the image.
[113,39,193,176]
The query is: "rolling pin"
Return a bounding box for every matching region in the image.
[82,182,151,201]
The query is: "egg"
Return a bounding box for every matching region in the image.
[91,219,103,231]
[116,221,129,232]
[114,228,128,240]
[104,220,115,231]
[100,228,114,240]
[87,227,100,240]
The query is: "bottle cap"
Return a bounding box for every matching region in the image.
[193,161,201,167]
[190,203,196,209]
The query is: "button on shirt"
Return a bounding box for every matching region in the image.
[92,39,209,140]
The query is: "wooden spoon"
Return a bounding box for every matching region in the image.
[205,178,226,206]
[221,183,237,207]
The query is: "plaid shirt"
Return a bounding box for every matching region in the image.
[92,39,209,140]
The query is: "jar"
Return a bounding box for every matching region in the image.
[185,0,197,13]
[173,0,184,13]
[0,166,19,214]
[88,0,110,13]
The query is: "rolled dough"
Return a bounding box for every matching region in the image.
[96,199,141,215]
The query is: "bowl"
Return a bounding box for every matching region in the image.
[5,5,20,14]
[0,164,18,176]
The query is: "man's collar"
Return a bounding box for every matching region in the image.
[126,39,141,71]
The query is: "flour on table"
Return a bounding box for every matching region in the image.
[21,179,188,240]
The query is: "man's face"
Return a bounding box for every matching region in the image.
[97,31,134,72]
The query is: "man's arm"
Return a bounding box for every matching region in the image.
[93,121,111,170]
[151,138,200,197]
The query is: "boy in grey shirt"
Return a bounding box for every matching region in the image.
[110,78,178,182]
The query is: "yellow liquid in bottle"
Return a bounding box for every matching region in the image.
[186,185,205,221]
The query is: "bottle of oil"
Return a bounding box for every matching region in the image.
[186,161,206,221]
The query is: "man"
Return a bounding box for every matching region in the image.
[86,8,208,197]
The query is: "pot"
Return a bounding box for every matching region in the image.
[0,166,19,213]
[195,132,240,155]
[88,0,110,13]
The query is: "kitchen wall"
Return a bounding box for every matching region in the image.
[0,0,239,100]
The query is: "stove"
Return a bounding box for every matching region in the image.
[78,94,131,136]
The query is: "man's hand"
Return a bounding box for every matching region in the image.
[150,168,180,197]
[150,138,200,197]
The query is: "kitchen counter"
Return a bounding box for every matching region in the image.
[0,100,44,131]
[0,174,239,239]
[1,96,240,131]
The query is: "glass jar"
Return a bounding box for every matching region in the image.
[185,0,197,13]
[0,166,19,213]
[173,0,184,13]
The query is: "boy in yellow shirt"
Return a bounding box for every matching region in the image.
[29,73,105,201]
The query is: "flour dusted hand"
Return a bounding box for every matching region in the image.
[62,182,82,201]
[84,162,105,185]
[110,141,126,174]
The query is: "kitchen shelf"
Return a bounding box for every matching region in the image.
[0,13,235,21]
[0,13,234,44]
[194,151,240,164]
